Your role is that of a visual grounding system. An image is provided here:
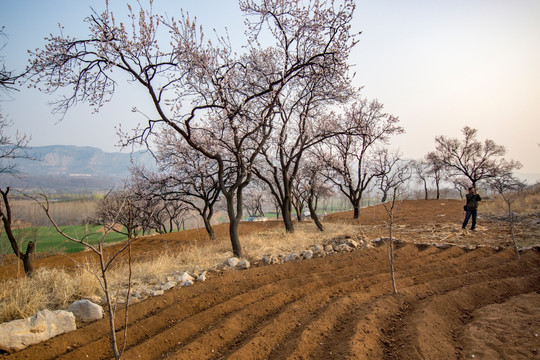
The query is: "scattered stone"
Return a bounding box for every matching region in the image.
[324,245,334,253]
[67,299,103,323]
[196,271,207,282]
[161,281,177,291]
[151,290,164,297]
[224,257,240,268]
[434,243,451,250]
[176,272,195,286]
[284,253,299,263]
[303,250,313,259]
[191,265,201,278]
[262,255,272,264]
[313,244,324,254]
[335,244,353,252]
[237,259,251,269]
[0,309,76,352]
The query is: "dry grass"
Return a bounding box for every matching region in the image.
[482,190,540,217]
[0,268,101,323]
[0,221,361,323]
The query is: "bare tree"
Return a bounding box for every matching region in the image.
[0,118,37,276]
[28,0,358,257]
[377,154,412,294]
[487,174,526,259]
[95,190,139,239]
[253,65,352,233]
[412,158,429,200]
[137,132,223,239]
[425,152,445,199]
[376,148,407,203]
[318,97,404,218]
[297,159,334,231]
[32,193,134,360]
[243,180,267,218]
[434,126,521,189]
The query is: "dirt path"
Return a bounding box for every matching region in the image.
[1,200,539,359]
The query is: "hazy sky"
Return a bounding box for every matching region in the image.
[1,1,539,180]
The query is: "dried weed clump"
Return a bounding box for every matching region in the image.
[0,268,100,323]
[0,221,362,324]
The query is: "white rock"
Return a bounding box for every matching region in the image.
[0,309,76,352]
[151,289,164,296]
[324,245,334,253]
[347,239,359,249]
[196,271,207,282]
[161,281,177,291]
[313,244,324,254]
[284,253,299,263]
[303,250,314,259]
[238,259,250,269]
[224,257,240,268]
[176,271,195,285]
[67,299,103,323]
[335,244,353,252]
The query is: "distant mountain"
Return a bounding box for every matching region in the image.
[0,145,155,192]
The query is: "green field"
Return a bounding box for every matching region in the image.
[1,225,128,254]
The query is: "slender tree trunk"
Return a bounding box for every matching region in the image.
[308,200,324,232]
[388,213,397,294]
[423,182,428,200]
[225,192,243,257]
[99,244,121,360]
[202,216,215,240]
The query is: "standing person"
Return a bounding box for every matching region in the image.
[462,187,482,231]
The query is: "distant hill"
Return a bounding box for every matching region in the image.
[0,145,155,192]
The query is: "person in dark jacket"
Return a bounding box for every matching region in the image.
[462,187,482,231]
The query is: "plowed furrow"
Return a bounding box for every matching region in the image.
[382,250,540,359]
[3,244,538,360]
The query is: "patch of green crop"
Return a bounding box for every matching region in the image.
[1,225,127,254]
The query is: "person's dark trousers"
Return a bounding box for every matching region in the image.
[462,209,477,230]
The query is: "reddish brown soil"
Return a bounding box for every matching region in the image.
[1,199,539,359]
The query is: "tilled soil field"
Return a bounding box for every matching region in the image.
[1,200,540,359]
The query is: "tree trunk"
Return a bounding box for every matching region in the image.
[225,191,243,258]
[229,219,242,257]
[308,201,324,232]
[22,242,35,275]
[1,188,35,276]
[281,203,295,233]
[388,213,397,294]
[202,216,215,240]
[353,202,360,219]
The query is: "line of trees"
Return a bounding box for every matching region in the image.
[2,1,525,267]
